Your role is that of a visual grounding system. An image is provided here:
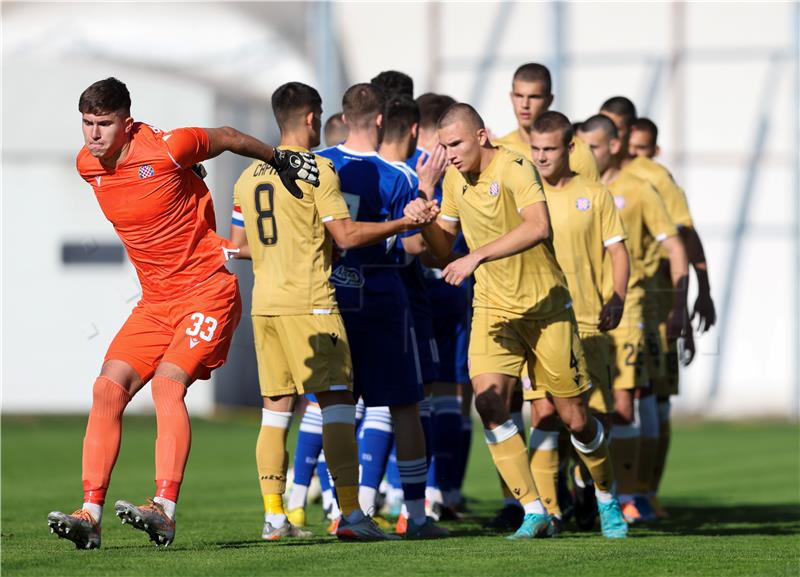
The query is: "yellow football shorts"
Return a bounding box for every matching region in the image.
[522,331,610,414]
[252,313,352,397]
[609,299,647,390]
[470,307,589,399]
[651,275,680,397]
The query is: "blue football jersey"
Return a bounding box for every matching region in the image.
[387,160,433,321]
[317,145,418,313]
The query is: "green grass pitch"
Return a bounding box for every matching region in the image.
[2,415,798,576]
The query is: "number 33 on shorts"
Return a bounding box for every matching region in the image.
[185,312,218,348]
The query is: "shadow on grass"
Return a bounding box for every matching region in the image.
[646,503,800,537]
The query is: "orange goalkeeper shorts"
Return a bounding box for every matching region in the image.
[105,269,242,382]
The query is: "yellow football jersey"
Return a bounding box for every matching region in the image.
[605,171,678,302]
[493,129,600,181]
[440,147,571,319]
[543,175,627,334]
[232,146,351,315]
[624,156,693,228]
[623,156,691,279]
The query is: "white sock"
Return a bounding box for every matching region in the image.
[405,498,426,526]
[359,486,378,516]
[329,498,341,520]
[595,488,614,504]
[82,502,103,524]
[425,486,443,505]
[287,484,309,512]
[153,496,176,520]
[265,513,287,528]
[321,488,332,509]
[522,499,546,515]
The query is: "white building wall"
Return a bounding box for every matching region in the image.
[2,2,798,418]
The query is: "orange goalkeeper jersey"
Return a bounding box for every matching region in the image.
[77,122,235,303]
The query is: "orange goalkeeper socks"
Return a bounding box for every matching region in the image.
[152,376,191,503]
[82,376,132,505]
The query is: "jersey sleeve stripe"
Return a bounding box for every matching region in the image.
[655,233,670,241]
[165,150,182,170]
[603,235,624,247]
[441,214,460,222]
[231,206,244,227]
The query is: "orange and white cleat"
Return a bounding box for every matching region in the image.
[621,500,643,524]
[395,513,408,536]
[47,509,101,550]
[261,520,312,541]
[327,517,340,535]
[114,498,175,547]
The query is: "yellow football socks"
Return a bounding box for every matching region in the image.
[529,429,561,516]
[485,421,540,506]
[257,409,292,505]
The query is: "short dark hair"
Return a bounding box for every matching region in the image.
[631,117,658,144]
[600,96,637,128]
[580,114,619,140]
[271,82,322,131]
[437,103,485,131]
[382,95,420,143]
[342,83,386,129]
[532,110,573,146]
[512,63,552,95]
[416,93,456,130]
[370,70,414,98]
[78,77,131,116]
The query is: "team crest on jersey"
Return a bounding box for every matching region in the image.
[576,197,591,211]
[614,196,626,209]
[138,165,155,179]
[489,181,500,197]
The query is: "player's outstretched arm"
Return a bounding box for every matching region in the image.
[205,127,276,163]
[660,235,690,342]
[680,226,716,332]
[324,206,436,251]
[441,201,550,286]
[203,127,319,195]
[598,241,630,331]
[229,224,251,260]
[406,198,457,261]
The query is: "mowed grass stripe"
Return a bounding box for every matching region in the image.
[2,416,798,577]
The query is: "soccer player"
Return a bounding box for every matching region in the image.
[376,93,442,525]
[324,112,348,147]
[491,63,599,526]
[406,104,616,540]
[494,62,599,180]
[626,114,715,516]
[371,69,414,99]
[230,82,442,541]
[409,93,473,519]
[526,112,630,537]
[584,107,690,521]
[47,77,319,550]
[318,83,449,539]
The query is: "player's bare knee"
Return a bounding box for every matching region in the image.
[613,400,635,425]
[474,388,506,424]
[432,382,458,397]
[315,390,355,408]
[100,360,142,395]
[153,361,193,386]
[263,395,295,412]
